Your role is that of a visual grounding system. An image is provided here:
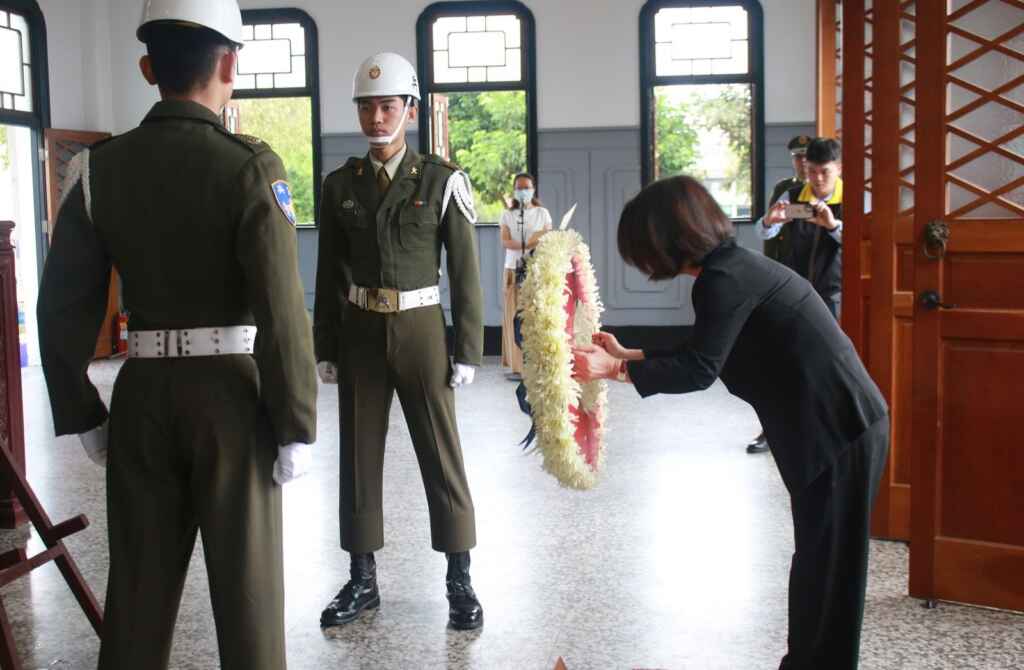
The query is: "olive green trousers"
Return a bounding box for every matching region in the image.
[98,356,285,670]
[337,303,476,553]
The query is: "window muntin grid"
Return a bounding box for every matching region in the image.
[236,22,308,91]
[654,5,750,77]
[430,14,523,85]
[0,10,32,113]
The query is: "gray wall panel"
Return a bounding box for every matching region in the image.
[306,123,814,325]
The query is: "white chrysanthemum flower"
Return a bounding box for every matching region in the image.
[518,230,607,490]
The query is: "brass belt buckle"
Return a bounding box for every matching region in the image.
[367,288,398,313]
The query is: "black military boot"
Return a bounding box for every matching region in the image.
[446,551,483,630]
[746,431,769,454]
[320,553,380,628]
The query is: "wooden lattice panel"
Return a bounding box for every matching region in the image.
[836,0,844,138]
[864,1,875,217]
[899,1,918,216]
[943,0,1024,219]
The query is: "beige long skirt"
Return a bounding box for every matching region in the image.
[501,269,523,374]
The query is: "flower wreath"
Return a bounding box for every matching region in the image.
[519,230,608,490]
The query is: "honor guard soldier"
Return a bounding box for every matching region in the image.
[746,134,811,455]
[36,1,317,667]
[762,134,811,264]
[314,52,485,631]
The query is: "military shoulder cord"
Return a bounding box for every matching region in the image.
[440,171,477,224]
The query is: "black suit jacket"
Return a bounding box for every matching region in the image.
[628,241,887,493]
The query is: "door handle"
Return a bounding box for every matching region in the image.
[920,290,957,311]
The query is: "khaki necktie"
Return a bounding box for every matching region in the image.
[376,166,391,195]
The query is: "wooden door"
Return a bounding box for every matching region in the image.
[816,0,840,140]
[910,0,1024,611]
[852,0,919,542]
[43,129,117,360]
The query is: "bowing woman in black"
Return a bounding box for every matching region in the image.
[573,176,889,670]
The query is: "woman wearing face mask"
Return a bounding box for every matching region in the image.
[499,173,552,381]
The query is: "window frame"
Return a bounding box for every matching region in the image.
[0,0,50,130]
[639,0,766,221]
[236,8,322,228]
[415,0,539,186]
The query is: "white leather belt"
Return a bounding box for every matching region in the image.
[348,285,440,314]
[128,326,256,358]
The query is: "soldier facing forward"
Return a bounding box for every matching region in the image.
[37,1,317,667]
[314,52,485,631]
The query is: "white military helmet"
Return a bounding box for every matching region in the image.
[137,0,244,47]
[352,52,420,101]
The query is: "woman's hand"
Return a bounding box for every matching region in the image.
[592,331,629,359]
[572,344,620,382]
[593,331,644,362]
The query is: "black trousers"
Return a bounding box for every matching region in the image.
[779,416,890,670]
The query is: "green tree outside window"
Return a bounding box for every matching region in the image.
[444,91,527,223]
[235,98,315,226]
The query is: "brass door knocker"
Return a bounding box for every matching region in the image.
[923,221,951,260]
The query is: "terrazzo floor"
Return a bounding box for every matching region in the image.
[1,359,1021,669]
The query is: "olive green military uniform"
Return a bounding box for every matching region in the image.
[314,147,483,553]
[763,175,802,262]
[37,100,317,670]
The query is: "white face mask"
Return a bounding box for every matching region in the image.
[365,98,411,147]
[514,188,535,204]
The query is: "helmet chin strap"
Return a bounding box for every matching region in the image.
[366,98,412,147]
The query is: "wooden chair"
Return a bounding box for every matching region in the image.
[0,222,102,669]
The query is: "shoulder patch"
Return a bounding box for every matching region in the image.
[272,180,297,226]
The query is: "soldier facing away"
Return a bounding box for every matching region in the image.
[314,52,485,631]
[36,0,317,667]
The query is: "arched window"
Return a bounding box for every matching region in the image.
[0,0,49,366]
[640,0,765,221]
[233,8,321,227]
[416,1,538,224]
[0,0,47,127]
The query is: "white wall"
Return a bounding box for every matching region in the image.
[36,0,114,131]
[763,0,816,123]
[42,0,817,134]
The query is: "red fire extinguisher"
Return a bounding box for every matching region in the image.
[115,312,129,356]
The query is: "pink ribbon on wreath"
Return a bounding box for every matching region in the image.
[563,255,601,470]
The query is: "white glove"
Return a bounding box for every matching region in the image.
[273,443,313,486]
[78,421,109,467]
[449,362,476,389]
[317,361,338,385]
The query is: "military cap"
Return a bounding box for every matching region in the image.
[788,135,812,155]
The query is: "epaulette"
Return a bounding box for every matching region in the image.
[326,157,364,179]
[212,124,271,154]
[422,154,460,173]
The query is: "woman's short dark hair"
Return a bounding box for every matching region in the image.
[509,172,543,209]
[806,137,841,165]
[143,23,235,96]
[617,175,735,280]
